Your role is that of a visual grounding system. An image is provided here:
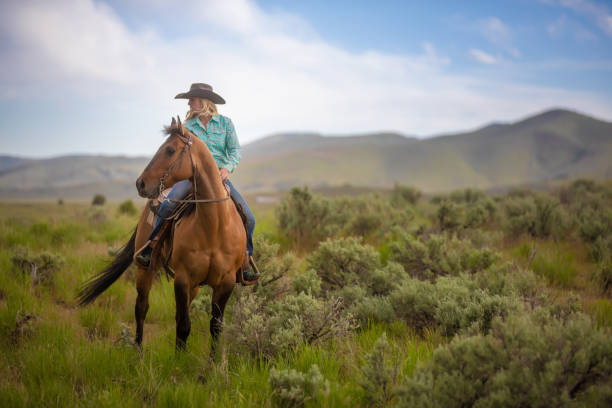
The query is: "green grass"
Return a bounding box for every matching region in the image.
[511,241,577,286]
[1,184,610,407]
[586,299,612,328]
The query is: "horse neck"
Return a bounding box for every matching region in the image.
[191,143,230,219]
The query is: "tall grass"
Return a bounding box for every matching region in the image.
[512,241,577,286]
[1,180,611,407]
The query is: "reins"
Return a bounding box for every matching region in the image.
[159,119,230,204]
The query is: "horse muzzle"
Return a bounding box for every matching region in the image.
[135,177,159,199]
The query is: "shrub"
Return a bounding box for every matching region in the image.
[292,269,322,296]
[92,194,106,206]
[464,202,487,228]
[352,296,396,325]
[190,289,212,316]
[251,235,295,302]
[117,199,137,216]
[223,293,269,357]
[333,285,367,309]
[339,195,415,238]
[557,178,602,206]
[506,187,536,199]
[11,249,64,286]
[276,187,342,248]
[473,263,542,301]
[503,195,536,236]
[346,212,381,237]
[389,278,437,331]
[578,207,612,244]
[88,209,107,224]
[502,193,566,238]
[368,262,407,296]
[391,183,421,206]
[359,333,400,407]
[433,277,517,336]
[270,294,354,346]
[114,322,135,348]
[389,231,498,280]
[10,310,37,346]
[591,235,612,263]
[388,276,517,336]
[224,292,354,358]
[436,200,462,231]
[464,199,497,228]
[269,364,328,408]
[308,237,381,292]
[398,311,612,408]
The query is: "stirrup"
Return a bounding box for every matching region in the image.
[238,252,260,286]
[134,240,152,265]
[249,256,260,277]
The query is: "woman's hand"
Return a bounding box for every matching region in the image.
[219,168,230,182]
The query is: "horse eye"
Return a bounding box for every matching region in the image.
[166,146,176,156]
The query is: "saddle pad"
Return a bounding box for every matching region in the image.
[146,209,154,227]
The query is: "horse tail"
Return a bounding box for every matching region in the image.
[76,228,137,306]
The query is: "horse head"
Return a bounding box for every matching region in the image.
[136,116,193,199]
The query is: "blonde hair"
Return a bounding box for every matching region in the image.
[186,98,218,121]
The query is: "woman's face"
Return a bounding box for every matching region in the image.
[188,97,203,111]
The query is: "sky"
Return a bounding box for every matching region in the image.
[0,0,611,158]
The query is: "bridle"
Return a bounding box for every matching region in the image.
[158,117,230,204]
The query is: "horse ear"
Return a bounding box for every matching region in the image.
[177,116,183,135]
[171,117,176,128]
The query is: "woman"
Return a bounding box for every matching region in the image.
[135,83,258,280]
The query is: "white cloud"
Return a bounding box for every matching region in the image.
[469,49,499,65]
[481,17,511,43]
[0,0,611,157]
[476,16,521,59]
[603,15,612,33]
[547,14,568,36]
[547,13,598,41]
[542,0,612,36]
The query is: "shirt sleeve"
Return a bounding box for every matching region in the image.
[222,117,241,173]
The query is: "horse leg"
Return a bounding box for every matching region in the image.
[210,282,234,358]
[135,267,155,347]
[174,274,191,351]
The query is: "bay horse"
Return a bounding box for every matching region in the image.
[77,116,246,352]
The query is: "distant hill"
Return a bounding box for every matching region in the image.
[234,108,612,192]
[0,155,149,200]
[0,108,610,199]
[0,156,29,173]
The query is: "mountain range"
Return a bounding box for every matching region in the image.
[1,109,611,200]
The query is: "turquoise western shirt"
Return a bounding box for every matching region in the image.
[184,114,241,173]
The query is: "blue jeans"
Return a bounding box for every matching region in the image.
[148,179,255,256]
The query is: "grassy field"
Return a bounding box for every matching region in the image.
[1,181,611,407]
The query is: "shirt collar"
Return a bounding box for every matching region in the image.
[193,114,219,128]
[188,114,213,128]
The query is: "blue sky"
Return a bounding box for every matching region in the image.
[0,0,611,158]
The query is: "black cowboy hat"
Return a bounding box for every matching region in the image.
[174,83,226,104]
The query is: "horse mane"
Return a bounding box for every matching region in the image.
[162,124,180,136]
[162,116,186,137]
